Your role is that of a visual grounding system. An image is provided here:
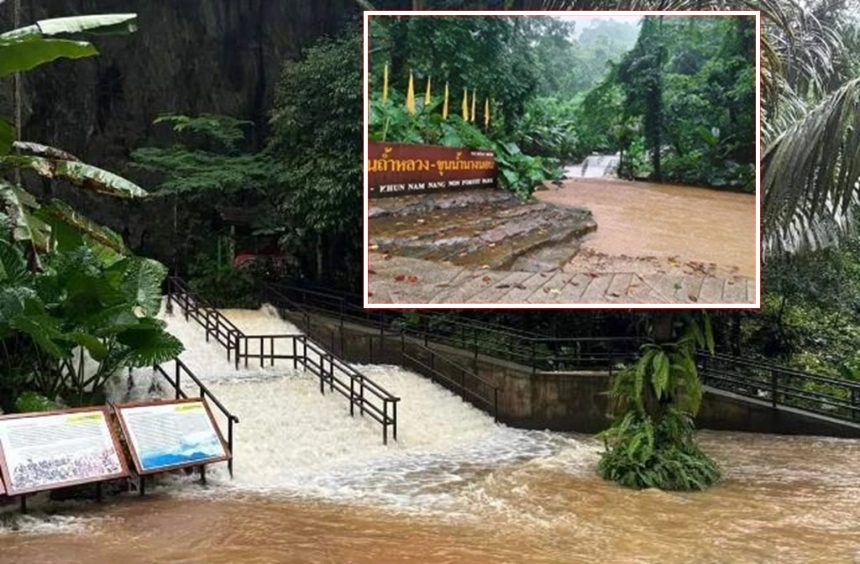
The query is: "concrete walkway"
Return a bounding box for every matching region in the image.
[368,254,755,305]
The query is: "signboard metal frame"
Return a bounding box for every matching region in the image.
[114,398,231,476]
[0,406,129,497]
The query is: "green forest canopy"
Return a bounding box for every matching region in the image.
[370,14,755,192]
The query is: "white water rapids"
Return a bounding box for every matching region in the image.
[565,154,620,178]
[102,302,597,520]
[4,304,860,563]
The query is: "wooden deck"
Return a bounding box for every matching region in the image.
[368,254,756,306]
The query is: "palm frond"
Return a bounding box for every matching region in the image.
[763,78,860,253]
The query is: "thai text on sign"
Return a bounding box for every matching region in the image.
[0,408,127,496]
[368,142,497,197]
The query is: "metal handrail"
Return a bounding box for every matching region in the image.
[167,278,401,444]
[230,332,399,443]
[153,358,239,477]
[401,338,498,421]
[264,282,860,429]
[262,283,640,374]
[698,352,860,422]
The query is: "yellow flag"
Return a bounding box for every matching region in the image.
[484,97,490,128]
[470,89,477,122]
[461,88,469,120]
[424,76,431,105]
[443,82,449,120]
[406,71,416,114]
[382,64,389,104]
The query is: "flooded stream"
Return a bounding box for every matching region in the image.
[2,432,858,563]
[2,308,857,563]
[538,178,757,278]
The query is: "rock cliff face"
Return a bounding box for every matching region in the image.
[1,1,355,268]
[0,0,354,173]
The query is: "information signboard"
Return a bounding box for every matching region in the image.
[368,142,497,197]
[0,408,128,496]
[116,399,229,475]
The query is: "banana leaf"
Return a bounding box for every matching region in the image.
[0,14,138,40]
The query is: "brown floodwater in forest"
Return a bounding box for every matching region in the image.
[537,178,757,278]
[2,432,858,563]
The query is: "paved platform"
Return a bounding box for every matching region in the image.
[368,254,756,305]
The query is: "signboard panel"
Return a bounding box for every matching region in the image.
[116,399,229,475]
[368,142,497,197]
[0,407,128,496]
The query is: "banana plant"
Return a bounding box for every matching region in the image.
[0,12,184,411]
[0,13,143,253]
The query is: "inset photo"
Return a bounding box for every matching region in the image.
[364,11,760,308]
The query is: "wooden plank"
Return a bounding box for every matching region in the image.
[580,273,614,302]
[470,270,537,303]
[721,276,748,303]
[698,276,726,304]
[527,271,569,304]
[604,273,634,303]
[675,275,704,304]
[641,274,683,303]
[552,273,591,304]
[622,274,663,303]
[497,271,546,303]
[746,278,757,303]
[429,269,493,304]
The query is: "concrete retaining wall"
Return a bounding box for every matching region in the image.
[281,310,860,438]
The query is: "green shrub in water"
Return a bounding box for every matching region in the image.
[598,316,721,491]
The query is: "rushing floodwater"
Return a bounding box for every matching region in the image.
[538,177,757,278]
[2,307,859,562]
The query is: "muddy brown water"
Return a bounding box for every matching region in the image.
[2,432,858,563]
[538,178,757,278]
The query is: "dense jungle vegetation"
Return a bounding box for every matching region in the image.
[368,14,755,192]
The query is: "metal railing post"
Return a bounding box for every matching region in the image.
[392,400,398,441]
[770,369,778,408]
[853,387,859,422]
[531,340,537,377]
[350,375,355,416]
[235,334,240,370]
[166,281,173,315]
[175,362,181,399]
[382,401,388,445]
[228,418,234,479]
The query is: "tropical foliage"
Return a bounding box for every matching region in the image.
[0,12,181,414]
[599,316,720,491]
[269,31,364,285]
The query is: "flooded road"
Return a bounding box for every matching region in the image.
[2,432,858,563]
[537,178,757,278]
